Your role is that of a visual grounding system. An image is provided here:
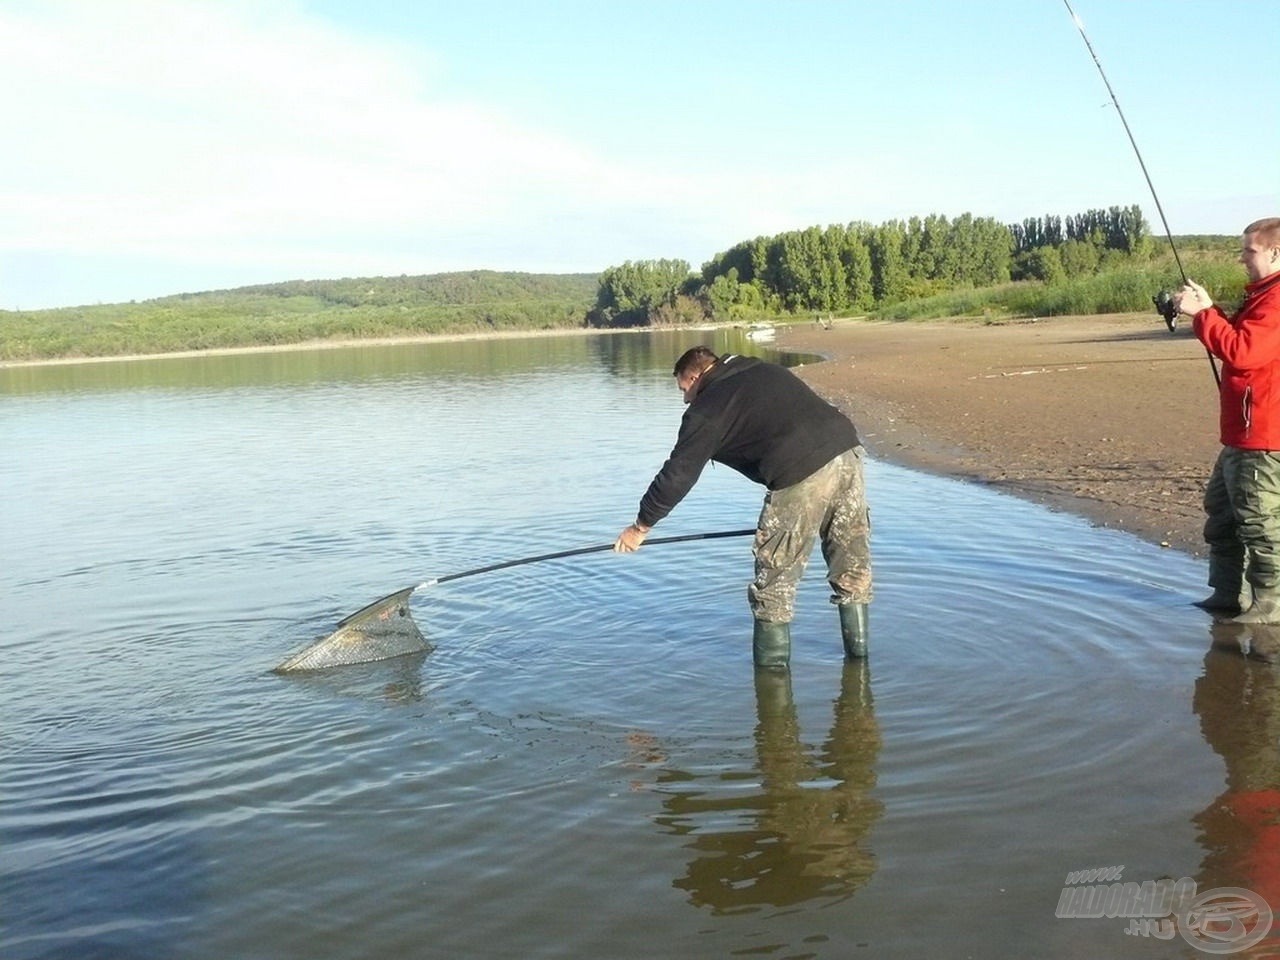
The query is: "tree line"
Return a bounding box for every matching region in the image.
[589,204,1154,327]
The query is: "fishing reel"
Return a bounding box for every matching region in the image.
[1153,289,1178,333]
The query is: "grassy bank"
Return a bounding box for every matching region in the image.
[876,251,1245,323]
[0,271,598,362]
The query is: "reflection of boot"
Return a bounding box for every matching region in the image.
[1210,620,1254,657]
[753,620,791,669]
[1242,625,1280,663]
[837,658,873,713]
[838,603,869,659]
[752,667,796,722]
[1234,588,1280,625]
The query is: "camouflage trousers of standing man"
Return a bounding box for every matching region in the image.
[749,446,872,624]
[1203,446,1280,605]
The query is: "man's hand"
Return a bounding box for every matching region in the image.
[1174,280,1213,317]
[613,523,651,553]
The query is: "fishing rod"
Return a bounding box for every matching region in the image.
[1061,0,1219,386]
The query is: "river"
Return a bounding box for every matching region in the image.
[2,329,1269,958]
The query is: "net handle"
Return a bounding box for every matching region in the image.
[333,528,756,630]
[424,528,757,587]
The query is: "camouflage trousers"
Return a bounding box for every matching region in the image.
[1204,446,1280,595]
[748,446,872,623]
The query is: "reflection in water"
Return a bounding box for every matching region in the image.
[654,662,882,914]
[0,327,800,397]
[1194,627,1280,951]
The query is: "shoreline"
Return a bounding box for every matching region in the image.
[0,325,622,370]
[779,315,1217,559]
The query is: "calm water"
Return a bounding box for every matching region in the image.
[1,330,1270,959]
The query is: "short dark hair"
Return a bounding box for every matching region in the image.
[1245,218,1280,248]
[673,346,719,378]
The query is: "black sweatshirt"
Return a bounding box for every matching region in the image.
[637,355,862,528]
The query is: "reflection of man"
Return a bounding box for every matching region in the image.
[613,346,872,668]
[654,661,883,913]
[1192,632,1280,932]
[1175,219,1280,620]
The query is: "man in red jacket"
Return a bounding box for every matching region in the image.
[1176,218,1280,622]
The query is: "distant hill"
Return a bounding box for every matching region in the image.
[171,270,600,309]
[0,270,603,363]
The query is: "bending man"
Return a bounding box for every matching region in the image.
[613,346,872,668]
[1176,217,1280,622]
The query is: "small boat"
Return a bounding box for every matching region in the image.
[745,323,776,342]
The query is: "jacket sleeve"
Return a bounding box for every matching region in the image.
[636,409,723,527]
[1196,300,1280,371]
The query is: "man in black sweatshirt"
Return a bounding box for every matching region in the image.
[613,345,872,668]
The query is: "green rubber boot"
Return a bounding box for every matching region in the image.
[1195,589,1245,615]
[1195,557,1249,615]
[839,603,869,659]
[1234,588,1280,625]
[752,619,791,669]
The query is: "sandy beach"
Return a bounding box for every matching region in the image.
[780,314,1221,558]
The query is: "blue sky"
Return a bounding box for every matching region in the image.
[2,0,1275,310]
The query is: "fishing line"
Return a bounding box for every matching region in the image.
[1061,0,1185,281]
[1061,0,1219,384]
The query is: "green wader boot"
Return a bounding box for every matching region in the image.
[1195,589,1246,615]
[839,603,869,659]
[752,619,791,669]
[1195,555,1249,615]
[1234,587,1280,625]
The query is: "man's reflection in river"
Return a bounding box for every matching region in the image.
[651,661,883,913]
[1194,623,1280,948]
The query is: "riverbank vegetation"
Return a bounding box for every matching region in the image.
[0,206,1244,362]
[0,272,598,362]
[590,207,1244,328]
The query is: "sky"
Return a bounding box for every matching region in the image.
[2,0,1276,310]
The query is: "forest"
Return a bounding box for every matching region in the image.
[589,205,1242,328]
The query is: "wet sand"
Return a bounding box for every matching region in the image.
[779,314,1221,558]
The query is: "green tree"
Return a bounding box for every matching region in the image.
[1022,245,1065,283]
[839,223,875,311]
[592,259,693,326]
[1059,239,1101,277]
[968,215,1014,285]
[919,214,955,281]
[705,269,741,319]
[869,221,910,303]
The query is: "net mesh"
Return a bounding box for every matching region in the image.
[274,587,430,672]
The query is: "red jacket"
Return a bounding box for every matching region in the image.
[1195,272,1280,449]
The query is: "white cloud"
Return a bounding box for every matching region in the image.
[0,0,671,277]
[2,0,959,294]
